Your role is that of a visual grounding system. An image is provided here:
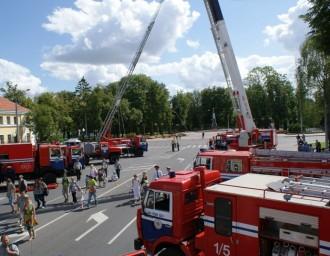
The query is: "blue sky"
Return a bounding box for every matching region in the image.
[0,0,310,95]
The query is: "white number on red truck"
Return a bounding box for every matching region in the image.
[214,242,230,256]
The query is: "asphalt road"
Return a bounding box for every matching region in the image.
[0,131,326,256]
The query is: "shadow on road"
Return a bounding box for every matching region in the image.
[0,192,133,221]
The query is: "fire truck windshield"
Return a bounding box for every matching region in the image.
[194,156,212,170]
[144,190,171,213]
[71,148,81,157]
[50,148,62,159]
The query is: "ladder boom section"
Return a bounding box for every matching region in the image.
[204,0,256,132]
[97,0,164,141]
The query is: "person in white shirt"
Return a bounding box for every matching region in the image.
[89,164,98,179]
[131,174,141,204]
[153,165,163,181]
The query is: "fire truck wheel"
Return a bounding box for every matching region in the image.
[157,247,184,256]
[43,173,57,184]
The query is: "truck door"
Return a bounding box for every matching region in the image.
[141,189,173,241]
[212,196,237,256]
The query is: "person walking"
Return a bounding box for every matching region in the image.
[62,174,70,203]
[89,164,98,179]
[86,176,97,208]
[202,131,205,139]
[97,168,106,188]
[102,158,108,177]
[114,159,121,179]
[73,158,82,181]
[33,179,46,209]
[171,138,176,152]
[69,178,81,204]
[6,178,16,213]
[315,140,321,152]
[23,196,37,240]
[140,172,148,197]
[16,191,27,232]
[153,165,163,181]
[18,174,28,193]
[0,234,20,255]
[131,174,141,204]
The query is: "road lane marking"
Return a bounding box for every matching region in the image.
[12,212,71,243]
[108,217,136,245]
[75,209,108,241]
[47,195,63,203]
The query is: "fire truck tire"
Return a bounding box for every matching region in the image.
[157,247,184,256]
[43,173,57,184]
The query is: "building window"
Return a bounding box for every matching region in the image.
[0,116,3,124]
[0,135,4,144]
[14,116,17,125]
[7,135,12,143]
[6,116,10,125]
[215,198,232,236]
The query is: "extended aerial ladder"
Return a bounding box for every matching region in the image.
[97,0,164,141]
[204,0,277,149]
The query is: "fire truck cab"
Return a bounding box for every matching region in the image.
[196,173,330,256]
[135,168,220,256]
[132,172,330,256]
[195,149,330,180]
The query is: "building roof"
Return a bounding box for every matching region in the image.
[0,96,29,113]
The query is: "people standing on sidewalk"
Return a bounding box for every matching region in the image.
[23,196,37,240]
[18,175,28,193]
[73,158,82,181]
[6,178,16,213]
[86,176,97,208]
[114,159,121,179]
[69,178,81,204]
[131,174,141,204]
[62,174,70,203]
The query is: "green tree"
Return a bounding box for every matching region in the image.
[300,37,330,147]
[32,93,62,142]
[200,87,233,129]
[245,66,296,130]
[171,91,192,131]
[301,0,330,56]
[0,81,33,108]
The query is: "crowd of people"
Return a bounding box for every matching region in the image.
[1,156,176,250]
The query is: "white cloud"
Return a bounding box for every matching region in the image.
[186,39,200,49]
[0,59,46,95]
[42,0,199,65]
[42,51,296,95]
[263,0,311,52]
[41,61,127,85]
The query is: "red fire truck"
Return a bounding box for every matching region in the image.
[194,148,330,181]
[0,143,84,183]
[128,168,330,256]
